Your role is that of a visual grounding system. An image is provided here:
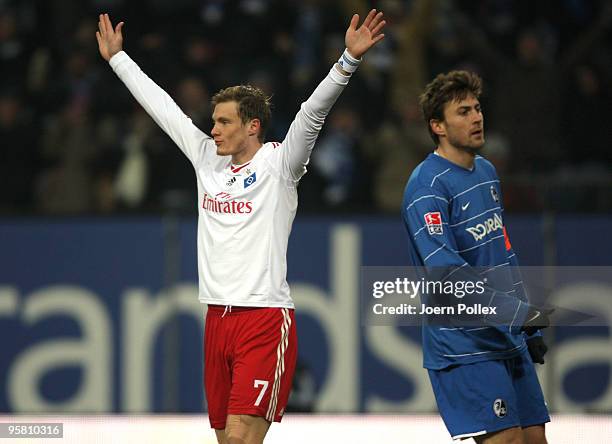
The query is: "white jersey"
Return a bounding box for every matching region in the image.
[110,51,351,308]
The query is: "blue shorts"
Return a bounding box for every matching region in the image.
[428,350,550,440]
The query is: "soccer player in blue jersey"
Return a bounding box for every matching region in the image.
[401,71,550,443]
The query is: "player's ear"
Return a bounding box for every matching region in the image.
[248,118,261,137]
[430,119,445,139]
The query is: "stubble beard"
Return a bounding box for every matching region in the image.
[451,134,485,155]
[462,142,484,155]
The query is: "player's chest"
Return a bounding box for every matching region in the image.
[196,161,276,217]
[449,181,503,248]
[200,161,272,197]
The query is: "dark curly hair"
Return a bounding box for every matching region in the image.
[419,71,483,144]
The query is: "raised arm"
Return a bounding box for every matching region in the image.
[95,13,124,62]
[96,14,210,166]
[273,9,385,181]
[342,10,386,67]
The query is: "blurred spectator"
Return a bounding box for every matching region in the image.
[180,35,218,87]
[1,0,611,215]
[387,0,438,115]
[364,98,432,212]
[175,76,211,129]
[563,63,612,168]
[113,110,150,210]
[0,9,29,87]
[36,99,98,214]
[480,132,541,212]
[0,92,37,213]
[454,1,612,174]
[310,106,364,207]
[290,0,344,95]
[114,107,197,213]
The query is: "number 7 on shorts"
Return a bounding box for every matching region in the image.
[253,380,269,406]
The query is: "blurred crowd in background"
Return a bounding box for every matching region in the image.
[1,0,611,216]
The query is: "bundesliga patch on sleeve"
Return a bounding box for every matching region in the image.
[424,211,443,235]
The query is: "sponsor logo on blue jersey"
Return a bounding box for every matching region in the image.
[465,213,503,241]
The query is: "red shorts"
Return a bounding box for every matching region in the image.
[204,305,297,430]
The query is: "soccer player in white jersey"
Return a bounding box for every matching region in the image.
[96,11,385,444]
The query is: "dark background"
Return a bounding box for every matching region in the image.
[1,0,611,216]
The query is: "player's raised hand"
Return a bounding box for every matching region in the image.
[96,13,124,62]
[345,9,386,59]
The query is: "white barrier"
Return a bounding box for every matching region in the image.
[0,414,610,443]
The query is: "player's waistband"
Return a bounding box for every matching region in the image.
[207,304,294,316]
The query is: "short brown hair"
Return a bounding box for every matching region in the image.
[211,85,272,142]
[419,70,483,144]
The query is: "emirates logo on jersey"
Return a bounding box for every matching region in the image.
[202,193,253,214]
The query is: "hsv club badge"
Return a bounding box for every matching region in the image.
[244,172,257,188]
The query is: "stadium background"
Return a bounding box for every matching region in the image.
[1,0,612,442]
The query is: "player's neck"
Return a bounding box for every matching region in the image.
[435,144,476,170]
[232,141,263,165]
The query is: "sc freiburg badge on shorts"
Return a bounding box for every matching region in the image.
[493,398,507,418]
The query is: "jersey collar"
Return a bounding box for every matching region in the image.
[430,151,477,173]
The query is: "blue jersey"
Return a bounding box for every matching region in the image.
[401,153,531,370]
